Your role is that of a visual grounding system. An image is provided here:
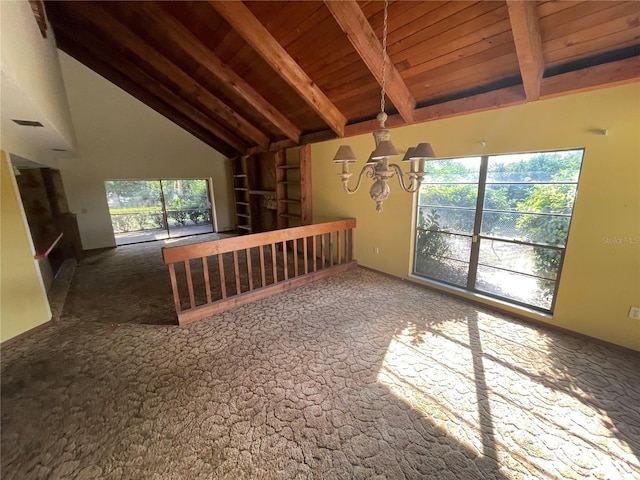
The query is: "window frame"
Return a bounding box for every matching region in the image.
[412,149,584,314]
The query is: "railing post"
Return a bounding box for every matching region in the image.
[312,235,317,272]
[282,241,288,280]
[349,228,354,262]
[218,254,227,299]
[168,263,181,313]
[184,260,196,308]
[246,248,253,291]
[233,251,241,294]
[293,238,299,277]
[259,245,266,287]
[303,236,309,275]
[271,243,277,282]
[329,232,334,267]
[202,256,212,303]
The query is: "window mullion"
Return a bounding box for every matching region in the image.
[159,180,170,237]
[467,156,488,289]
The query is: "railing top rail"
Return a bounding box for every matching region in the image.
[162,218,356,265]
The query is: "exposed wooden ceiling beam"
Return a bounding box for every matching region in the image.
[141,3,301,144]
[54,34,238,158]
[506,0,544,102]
[211,0,347,137]
[324,0,415,123]
[345,85,526,137]
[540,57,640,99]
[245,130,339,156]
[61,2,270,149]
[412,85,526,124]
[218,54,640,155]
[253,85,527,148]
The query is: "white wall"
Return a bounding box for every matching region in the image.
[0,0,76,162]
[55,52,236,250]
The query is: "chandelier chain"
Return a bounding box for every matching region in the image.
[332,0,432,213]
[380,0,388,116]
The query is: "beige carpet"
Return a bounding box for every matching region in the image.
[2,235,639,479]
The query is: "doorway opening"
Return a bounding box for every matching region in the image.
[106,179,216,246]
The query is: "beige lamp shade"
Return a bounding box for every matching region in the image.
[401,147,417,162]
[365,151,378,165]
[409,143,436,160]
[333,145,357,163]
[371,140,399,160]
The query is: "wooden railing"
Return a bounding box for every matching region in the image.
[162,219,357,325]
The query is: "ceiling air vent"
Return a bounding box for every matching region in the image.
[12,119,44,127]
[51,148,68,152]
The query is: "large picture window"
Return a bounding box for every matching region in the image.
[106,179,214,246]
[414,149,584,312]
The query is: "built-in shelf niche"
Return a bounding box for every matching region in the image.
[232,145,311,235]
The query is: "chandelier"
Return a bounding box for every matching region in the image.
[331,0,436,212]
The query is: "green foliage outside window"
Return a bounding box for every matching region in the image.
[515,155,581,278]
[416,209,450,260]
[106,179,212,233]
[416,150,582,307]
[420,152,580,267]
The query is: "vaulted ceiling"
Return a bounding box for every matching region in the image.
[45,1,640,158]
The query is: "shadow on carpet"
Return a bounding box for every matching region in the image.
[62,233,230,325]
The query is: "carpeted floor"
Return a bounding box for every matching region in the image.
[2,235,639,479]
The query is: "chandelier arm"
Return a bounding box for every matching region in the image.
[341,165,376,194]
[388,163,423,193]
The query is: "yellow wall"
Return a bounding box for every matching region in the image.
[312,83,640,351]
[0,151,51,342]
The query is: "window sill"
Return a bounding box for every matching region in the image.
[407,273,554,321]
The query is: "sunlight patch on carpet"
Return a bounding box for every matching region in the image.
[377,316,640,479]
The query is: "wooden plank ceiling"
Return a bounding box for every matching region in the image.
[45,1,640,158]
